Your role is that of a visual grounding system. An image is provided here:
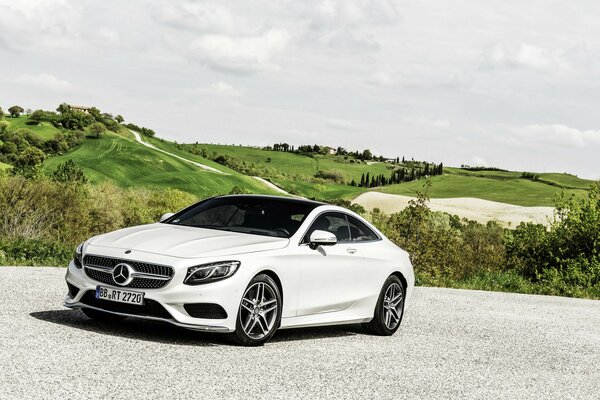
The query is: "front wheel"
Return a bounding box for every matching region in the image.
[230,274,282,346]
[363,275,405,336]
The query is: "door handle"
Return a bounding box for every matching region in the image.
[346,248,357,254]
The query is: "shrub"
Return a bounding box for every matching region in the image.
[314,170,345,183]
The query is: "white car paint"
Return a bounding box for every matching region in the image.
[64,197,414,334]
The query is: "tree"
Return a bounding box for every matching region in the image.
[115,115,124,124]
[52,160,88,184]
[56,103,71,114]
[12,147,45,177]
[88,107,102,122]
[89,122,105,139]
[0,107,4,118]
[8,105,24,118]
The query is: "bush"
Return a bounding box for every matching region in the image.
[0,238,72,266]
[314,170,345,183]
[506,183,600,296]
[0,174,196,265]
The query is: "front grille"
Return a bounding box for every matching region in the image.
[83,254,174,289]
[80,291,172,319]
[67,282,80,298]
[184,303,228,319]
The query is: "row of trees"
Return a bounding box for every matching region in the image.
[352,163,444,187]
[267,142,436,168]
[125,122,155,137]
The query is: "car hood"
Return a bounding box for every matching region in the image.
[88,223,290,259]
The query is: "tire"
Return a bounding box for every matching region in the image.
[363,275,405,336]
[81,307,127,323]
[229,274,282,346]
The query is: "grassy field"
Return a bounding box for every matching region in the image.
[378,174,589,206]
[446,167,594,189]
[191,143,393,181]
[168,143,594,206]
[3,113,593,206]
[43,131,277,197]
[3,115,60,140]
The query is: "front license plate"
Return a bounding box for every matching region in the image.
[95,286,144,305]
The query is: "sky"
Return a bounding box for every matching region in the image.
[1,0,599,179]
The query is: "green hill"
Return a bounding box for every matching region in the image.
[164,141,595,206]
[3,113,594,207]
[43,129,278,197]
[3,115,60,140]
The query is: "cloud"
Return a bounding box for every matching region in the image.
[470,156,488,167]
[485,43,570,72]
[403,117,451,130]
[183,81,243,98]
[326,118,356,130]
[155,2,238,35]
[293,0,399,51]
[190,29,290,73]
[15,73,72,92]
[366,71,393,86]
[309,0,399,28]
[0,0,81,51]
[503,124,600,148]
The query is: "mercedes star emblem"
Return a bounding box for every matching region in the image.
[112,263,133,286]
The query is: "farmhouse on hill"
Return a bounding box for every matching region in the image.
[68,104,92,113]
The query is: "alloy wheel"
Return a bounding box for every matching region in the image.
[239,282,279,339]
[383,283,403,330]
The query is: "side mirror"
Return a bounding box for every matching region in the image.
[309,230,337,250]
[160,212,174,222]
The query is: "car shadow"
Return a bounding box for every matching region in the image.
[271,325,362,343]
[30,309,226,347]
[30,309,363,346]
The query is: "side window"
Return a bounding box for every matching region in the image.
[304,212,351,243]
[346,215,379,242]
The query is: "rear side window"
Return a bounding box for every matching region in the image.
[347,215,379,242]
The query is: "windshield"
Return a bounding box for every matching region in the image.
[165,196,319,238]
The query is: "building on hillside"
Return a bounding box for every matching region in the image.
[69,105,92,113]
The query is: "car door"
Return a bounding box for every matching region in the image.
[295,212,369,316]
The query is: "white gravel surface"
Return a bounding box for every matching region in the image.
[1,267,599,399]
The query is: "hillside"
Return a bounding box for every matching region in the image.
[43,129,277,197]
[3,115,60,140]
[161,141,594,207]
[1,112,595,207]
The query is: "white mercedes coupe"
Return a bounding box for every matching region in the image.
[64,195,414,345]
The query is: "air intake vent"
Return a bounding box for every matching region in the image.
[184,303,228,319]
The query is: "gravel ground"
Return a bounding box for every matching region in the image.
[1,267,599,399]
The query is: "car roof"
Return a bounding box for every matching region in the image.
[216,194,326,207]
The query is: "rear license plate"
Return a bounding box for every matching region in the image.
[95,286,144,305]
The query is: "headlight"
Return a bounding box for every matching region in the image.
[184,261,240,285]
[73,242,84,269]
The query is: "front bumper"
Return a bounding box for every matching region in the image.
[64,259,249,333]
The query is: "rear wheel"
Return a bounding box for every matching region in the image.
[230,274,282,346]
[81,307,126,323]
[363,275,405,336]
